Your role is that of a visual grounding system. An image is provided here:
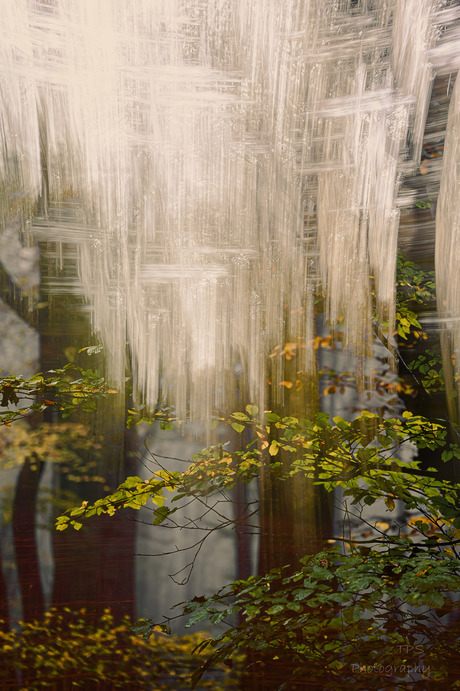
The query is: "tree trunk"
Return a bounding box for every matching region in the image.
[12,454,45,622]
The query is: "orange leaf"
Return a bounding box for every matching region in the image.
[279,381,293,389]
[312,336,322,350]
[280,342,297,360]
[415,569,429,576]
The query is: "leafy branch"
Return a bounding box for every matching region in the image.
[0,363,119,426]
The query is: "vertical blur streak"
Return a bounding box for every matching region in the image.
[0,1,458,420]
[436,75,460,426]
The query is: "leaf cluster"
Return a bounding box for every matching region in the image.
[56,472,179,531]
[394,255,435,342]
[0,364,118,426]
[396,255,436,308]
[178,547,460,689]
[0,608,241,690]
[407,347,448,396]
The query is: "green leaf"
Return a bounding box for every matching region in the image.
[153,506,171,525]
[231,422,245,434]
[232,412,250,421]
[186,610,210,627]
[385,496,396,511]
[209,610,230,624]
[293,589,313,601]
[121,476,144,488]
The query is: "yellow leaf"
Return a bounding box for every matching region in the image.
[375,521,390,531]
[279,381,293,389]
[268,441,279,456]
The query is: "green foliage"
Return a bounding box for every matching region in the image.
[395,254,435,341]
[415,198,432,209]
[176,410,460,689]
[396,254,436,307]
[395,303,422,340]
[57,408,460,533]
[178,548,459,689]
[407,346,449,395]
[57,407,460,688]
[126,404,178,429]
[55,472,179,531]
[0,608,241,690]
[0,363,118,426]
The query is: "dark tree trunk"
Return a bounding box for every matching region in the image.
[52,423,137,623]
[0,541,10,631]
[12,454,45,622]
